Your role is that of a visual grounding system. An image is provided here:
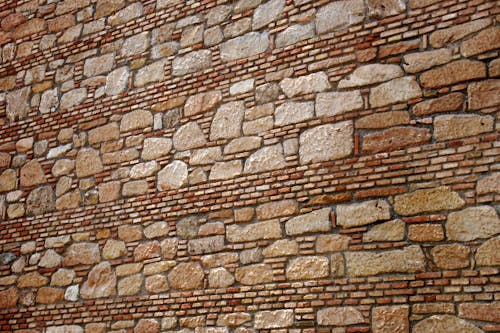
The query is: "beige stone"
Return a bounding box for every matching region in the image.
[276,22,315,48]
[168,262,204,290]
[235,263,273,285]
[227,220,282,242]
[367,0,405,18]
[412,92,464,116]
[176,216,199,239]
[462,26,500,56]
[134,241,161,261]
[63,242,100,266]
[476,236,500,267]
[316,91,364,117]
[51,268,75,287]
[0,169,17,193]
[363,219,405,242]
[134,60,167,87]
[210,101,245,141]
[172,50,212,76]
[372,305,409,333]
[18,272,49,288]
[121,32,149,57]
[173,122,207,151]
[26,185,56,216]
[279,72,330,98]
[118,225,143,242]
[109,2,143,26]
[98,181,121,203]
[254,309,294,329]
[408,223,444,242]
[188,235,225,255]
[144,221,169,239]
[36,287,64,304]
[56,190,81,210]
[339,64,403,88]
[468,79,500,111]
[39,249,62,268]
[118,273,143,296]
[144,261,175,275]
[130,161,159,179]
[161,238,178,259]
[345,245,425,277]
[256,200,298,221]
[446,206,500,241]
[190,147,222,166]
[84,54,114,78]
[263,239,299,257]
[316,0,365,34]
[208,267,235,288]
[6,87,30,122]
[458,302,500,324]
[201,252,239,268]
[157,160,188,190]
[244,144,285,174]
[51,159,75,177]
[102,239,127,260]
[413,315,483,333]
[120,110,153,132]
[184,91,222,117]
[286,256,329,280]
[116,263,143,277]
[105,67,129,96]
[252,0,285,29]
[145,274,169,293]
[403,49,452,73]
[431,244,470,270]
[317,306,364,326]
[316,234,350,253]
[217,312,251,327]
[337,200,390,228]
[20,160,46,187]
[242,116,274,135]
[122,180,148,196]
[420,60,486,89]
[220,31,269,63]
[394,187,465,216]
[275,101,314,126]
[434,114,494,141]
[0,287,18,309]
[369,76,422,108]
[45,235,71,248]
[60,88,87,110]
[285,208,331,235]
[430,18,491,48]
[75,148,103,178]
[356,111,410,130]
[88,123,119,145]
[46,326,84,333]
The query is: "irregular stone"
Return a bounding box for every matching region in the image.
[217,312,251,327]
[89,123,120,146]
[45,235,71,248]
[36,287,64,304]
[403,49,453,73]
[0,169,17,192]
[362,126,431,154]
[56,190,81,210]
[1,13,26,31]
[446,206,500,241]
[145,274,169,293]
[316,234,350,252]
[254,309,293,329]
[63,243,100,266]
[168,262,204,290]
[372,305,409,333]
[468,80,500,111]
[235,263,273,285]
[413,315,483,333]
[317,307,364,326]
[190,147,221,165]
[256,199,298,221]
[409,0,441,8]
[367,0,405,18]
[176,216,199,239]
[181,24,203,47]
[220,32,269,62]
[242,116,274,135]
[356,111,410,129]
[316,91,363,117]
[84,54,114,78]
[121,32,149,57]
[144,261,175,275]
[39,249,62,268]
[285,208,331,235]
[51,268,75,287]
[47,144,72,159]
[118,225,143,242]
[0,287,18,308]
[316,0,365,34]
[420,60,486,89]
[141,137,172,160]
[135,59,166,87]
[286,256,329,280]
[255,83,280,104]
[102,148,139,165]
[188,235,225,255]
[118,273,143,296]
[207,160,241,181]
[80,262,116,299]
[208,267,235,288]
[105,67,129,96]
[201,252,239,268]
[7,203,24,218]
[6,87,30,122]
[184,91,222,117]
[52,159,75,177]
[412,92,464,116]
[173,122,207,150]
[120,110,153,132]
[143,221,169,239]
[39,88,59,114]
[363,219,405,242]
[394,187,465,216]
[339,64,403,89]
[434,114,494,141]
[157,160,188,190]
[210,101,245,140]
[26,186,55,216]
[109,2,143,26]
[134,241,161,261]
[116,263,143,277]
[240,247,262,265]
[263,239,299,257]
[102,239,127,260]
[229,79,254,95]
[224,137,261,155]
[489,58,500,77]
[227,220,282,242]
[458,302,500,323]
[134,319,160,333]
[252,0,285,29]
[431,244,470,269]
[369,76,422,108]
[408,223,445,242]
[430,18,491,48]
[18,271,49,288]
[151,41,179,59]
[280,72,330,98]
[275,101,314,126]
[95,0,125,18]
[244,144,285,174]
[47,326,84,333]
[0,153,11,169]
[60,88,87,110]
[98,181,120,203]
[75,148,103,178]
[12,18,47,40]
[172,50,212,76]
[198,222,225,237]
[276,22,315,48]
[345,245,426,277]
[476,236,500,267]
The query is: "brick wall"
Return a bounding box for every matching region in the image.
[0,0,499,332]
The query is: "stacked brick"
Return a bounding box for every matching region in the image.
[0,0,499,332]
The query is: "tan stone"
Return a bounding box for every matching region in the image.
[317,307,364,326]
[0,169,17,193]
[62,243,100,266]
[12,18,46,40]
[210,101,245,141]
[134,241,161,261]
[51,268,75,287]
[60,88,87,110]
[316,0,365,34]
[275,101,314,126]
[108,2,143,26]
[160,238,178,260]
[413,315,483,333]
[338,64,403,88]
[144,261,175,275]
[458,302,500,323]
[356,111,410,129]
[235,263,273,285]
[190,147,221,166]
[372,305,409,333]
[98,181,121,203]
[88,123,119,145]
[120,110,153,132]
[102,148,139,165]
[337,200,390,228]
[172,49,212,76]
[394,187,465,216]
[299,122,353,164]
[227,220,282,242]
[369,76,422,108]
[242,116,274,135]
[434,114,494,141]
[56,190,81,210]
[446,206,500,241]
[420,60,486,89]
[20,160,46,187]
[286,256,329,280]
[51,159,75,177]
[184,91,222,117]
[188,235,225,255]
[285,208,331,235]
[413,92,464,116]
[36,287,64,304]
[0,152,11,169]
[431,244,470,270]
[430,18,491,47]
[476,236,500,267]
[130,161,159,179]
[0,287,18,309]
[244,144,285,174]
[367,0,405,18]
[201,252,239,268]
[363,220,405,243]
[490,58,500,77]
[198,222,225,237]
[135,59,167,88]
[224,136,262,154]
[118,273,143,296]
[45,235,71,248]
[316,234,350,252]
[118,224,143,242]
[157,160,188,190]
[217,312,251,327]
[408,224,444,242]
[39,249,62,268]
[173,122,207,151]
[75,148,103,178]
[122,180,148,196]
[208,267,235,288]
[18,272,49,288]
[47,326,84,333]
[102,239,127,260]
[254,309,294,329]
[403,49,452,73]
[116,263,143,277]
[95,0,125,18]
[468,79,500,111]
[168,262,204,290]
[345,245,425,277]
[80,261,116,299]
[145,274,169,293]
[280,72,330,98]
[26,185,56,216]
[462,26,500,56]
[263,239,299,257]
[256,200,298,221]
[105,67,129,96]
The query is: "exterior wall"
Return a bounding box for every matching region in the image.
[0,0,499,332]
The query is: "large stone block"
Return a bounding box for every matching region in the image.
[316,91,363,117]
[285,208,331,235]
[316,0,365,34]
[446,206,500,241]
[80,262,116,299]
[227,220,282,242]
[63,242,100,266]
[413,315,483,333]
[168,262,204,290]
[157,160,188,190]
[429,18,491,48]
[372,305,409,333]
[420,60,486,89]
[279,72,330,98]
[120,109,153,132]
[244,144,285,174]
[468,80,500,111]
[286,256,329,280]
[362,126,431,154]
[256,199,298,221]
[172,50,212,76]
[173,122,207,151]
[275,101,314,126]
[394,187,465,216]
[26,185,55,216]
[339,64,403,88]
[134,60,166,87]
[220,32,269,62]
[252,0,285,30]
[210,101,245,141]
[254,309,294,329]
[475,236,500,267]
[6,87,30,121]
[184,91,222,117]
[317,306,364,326]
[336,200,390,228]
[369,76,422,108]
[434,114,493,141]
[83,53,114,78]
[412,92,464,116]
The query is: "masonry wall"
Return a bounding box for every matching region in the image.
[0,0,499,332]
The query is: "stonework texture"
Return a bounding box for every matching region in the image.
[0,0,499,332]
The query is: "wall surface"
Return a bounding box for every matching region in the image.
[0,0,499,332]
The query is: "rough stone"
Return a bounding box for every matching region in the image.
[369,76,422,108]
[372,305,409,333]
[431,244,470,270]
[134,319,160,333]
[6,87,30,122]
[105,67,129,96]
[227,220,282,242]
[254,309,294,329]
[244,144,285,174]
[157,160,188,190]
[184,91,222,117]
[317,307,364,326]
[75,148,103,177]
[95,0,125,18]
[468,79,500,111]
[55,189,80,210]
[408,223,445,242]
[362,126,431,154]
[26,185,55,216]
[102,239,127,260]
[458,302,500,323]
[84,54,114,78]
[276,22,315,48]
[217,312,251,327]
[210,101,245,140]
[0,169,17,193]
[252,0,285,30]
[434,114,493,141]
[145,274,169,293]
[134,241,161,261]
[121,32,149,57]
[275,101,314,126]
[403,49,453,73]
[475,236,500,267]
[355,111,410,129]
[142,138,172,160]
[172,50,212,76]
[286,256,329,280]
[98,181,121,203]
[63,242,100,266]
[45,235,71,248]
[255,83,280,104]
[220,32,269,62]
[79,261,116,299]
[39,88,59,113]
[117,273,143,296]
[39,249,62,268]
[242,116,274,135]
[190,147,222,166]
[36,287,65,304]
[51,268,75,287]
[18,271,49,288]
[316,0,365,34]
[394,187,465,216]
[316,91,363,117]
[209,160,242,181]
[316,234,350,252]
[168,262,204,290]
[367,0,405,18]
[0,287,18,309]
[135,60,166,87]
[285,208,331,235]
[235,264,273,285]
[120,110,153,132]
[173,122,207,150]
[413,315,483,333]
[412,92,464,116]
[108,2,143,26]
[118,225,143,242]
[208,267,235,288]
[60,88,87,110]
[363,219,405,243]
[300,121,353,164]
[263,239,299,257]
[256,200,298,221]
[188,236,225,255]
[52,159,75,177]
[339,64,403,88]
[446,206,500,241]
[346,245,425,277]
[46,326,84,333]
[280,72,330,98]
[430,18,492,48]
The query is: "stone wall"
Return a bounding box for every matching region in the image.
[0,0,499,332]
